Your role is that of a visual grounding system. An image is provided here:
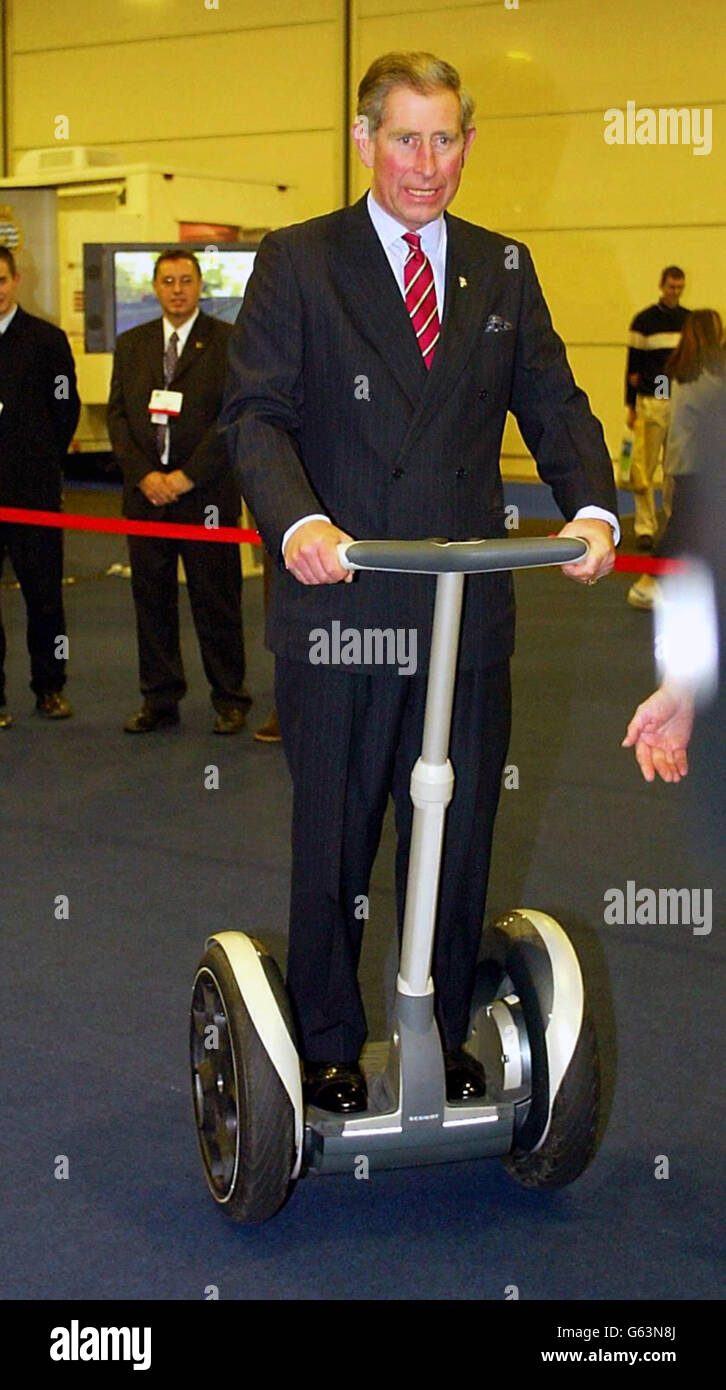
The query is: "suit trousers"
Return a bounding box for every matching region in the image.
[127,532,246,711]
[275,655,512,1062]
[0,523,66,701]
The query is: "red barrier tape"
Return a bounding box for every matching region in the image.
[0,506,261,545]
[611,554,684,575]
[0,506,684,573]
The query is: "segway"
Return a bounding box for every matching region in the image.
[190,535,600,1223]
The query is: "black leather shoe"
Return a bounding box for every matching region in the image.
[0,705,12,729]
[444,1048,487,1102]
[303,1062,368,1114]
[123,704,179,733]
[36,692,72,719]
[213,707,247,734]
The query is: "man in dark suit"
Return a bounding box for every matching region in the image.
[108,249,249,733]
[222,53,618,1112]
[0,245,80,728]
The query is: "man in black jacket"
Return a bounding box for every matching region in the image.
[0,246,79,728]
[108,249,248,734]
[223,53,618,1112]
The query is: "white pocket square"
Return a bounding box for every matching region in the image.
[484,314,513,333]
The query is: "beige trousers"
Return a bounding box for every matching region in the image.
[631,395,672,537]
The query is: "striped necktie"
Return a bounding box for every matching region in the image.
[156,330,179,458]
[164,329,179,386]
[403,232,440,369]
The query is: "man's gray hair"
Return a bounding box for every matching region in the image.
[357,51,475,136]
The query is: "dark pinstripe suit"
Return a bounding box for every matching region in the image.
[222,195,616,1060]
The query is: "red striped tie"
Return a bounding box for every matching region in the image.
[403,232,440,369]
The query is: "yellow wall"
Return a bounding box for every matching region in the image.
[8,0,345,224]
[0,2,4,174]
[6,0,725,467]
[351,0,725,466]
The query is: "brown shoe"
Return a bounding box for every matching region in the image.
[253,708,281,743]
[36,692,73,719]
[124,704,179,733]
[213,707,247,734]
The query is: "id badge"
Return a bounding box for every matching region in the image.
[149,389,183,425]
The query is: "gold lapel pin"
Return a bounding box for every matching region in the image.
[458,275,468,288]
[195,341,204,348]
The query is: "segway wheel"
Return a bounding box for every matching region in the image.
[190,941,295,1223]
[502,1009,600,1190]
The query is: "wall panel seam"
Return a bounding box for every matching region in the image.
[12,17,336,58]
[13,129,335,151]
[495,222,726,232]
[471,101,726,121]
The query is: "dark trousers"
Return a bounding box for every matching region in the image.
[127,533,246,711]
[0,523,66,702]
[275,656,512,1062]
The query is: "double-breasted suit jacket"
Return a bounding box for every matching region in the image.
[222,195,617,671]
[221,195,618,1061]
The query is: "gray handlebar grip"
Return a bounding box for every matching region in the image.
[337,536,588,575]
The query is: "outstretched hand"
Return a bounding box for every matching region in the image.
[622,686,695,783]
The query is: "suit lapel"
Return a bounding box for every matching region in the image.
[140,318,164,394]
[171,311,212,386]
[406,214,499,437]
[381,213,502,466]
[5,304,26,340]
[329,202,501,461]
[328,198,427,408]
[5,306,41,368]
[140,312,211,393]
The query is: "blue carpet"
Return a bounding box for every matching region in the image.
[0,488,722,1301]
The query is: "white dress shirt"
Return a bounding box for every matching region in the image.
[366,188,447,319]
[0,305,18,334]
[158,309,200,468]
[283,192,618,551]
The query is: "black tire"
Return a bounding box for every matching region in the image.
[502,1009,600,1189]
[190,941,296,1223]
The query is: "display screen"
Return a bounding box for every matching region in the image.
[114,248,257,336]
[83,242,258,352]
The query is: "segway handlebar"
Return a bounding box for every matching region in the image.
[336,535,589,575]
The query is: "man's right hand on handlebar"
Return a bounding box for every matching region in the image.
[283,520,355,585]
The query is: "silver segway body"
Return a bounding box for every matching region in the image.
[191,536,600,1221]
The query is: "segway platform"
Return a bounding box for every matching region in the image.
[190,537,601,1222]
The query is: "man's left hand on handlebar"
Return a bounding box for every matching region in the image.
[557,517,616,585]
